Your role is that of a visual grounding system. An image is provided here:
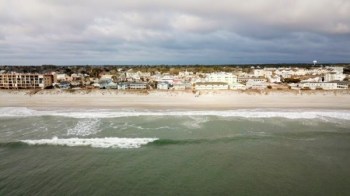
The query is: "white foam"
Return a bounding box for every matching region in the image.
[20,137,158,149]
[1,107,350,120]
[67,119,101,136]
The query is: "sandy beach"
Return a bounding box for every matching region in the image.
[1,89,350,109]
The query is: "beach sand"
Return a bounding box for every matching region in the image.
[1,89,350,109]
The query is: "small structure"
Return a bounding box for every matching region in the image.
[173,83,186,90]
[58,81,70,89]
[129,82,148,90]
[246,80,268,89]
[195,82,229,90]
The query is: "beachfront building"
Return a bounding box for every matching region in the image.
[99,79,117,89]
[238,77,267,84]
[157,82,170,90]
[230,83,247,90]
[268,75,281,83]
[195,82,229,90]
[129,82,148,90]
[324,72,345,82]
[297,82,348,90]
[172,82,186,90]
[117,82,128,90]
[0,73,53,89]
[246,80,268,89]
[206,72,238,84]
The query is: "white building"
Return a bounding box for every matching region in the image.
[129,82,148,89]
[326,66,344,74]
[160,75,174,84]
[56,74,68,81]
[230,83,246,90]
[179,70,194,77]
[298,82,344,90]
[324,72,345,82]
[253,69,264,77]
[268,75,281,83]
[172,83,186,90]
[157,82,169,90]
[206,72,237,84]
[195,82,229,90]
[246,80,268,89]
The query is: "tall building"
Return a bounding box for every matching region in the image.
[0,73,53,89]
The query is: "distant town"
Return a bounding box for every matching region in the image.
[0,64,350,91]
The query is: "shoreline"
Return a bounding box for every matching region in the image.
[1,89,350,109]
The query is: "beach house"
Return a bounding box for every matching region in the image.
[195,82,229,90]
[157,82,169,90]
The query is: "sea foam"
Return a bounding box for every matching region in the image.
[1,107,350,120]
[20,137,159,149]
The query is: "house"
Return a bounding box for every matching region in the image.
[298,82,339,90]
[238,77,267,83]
[172,82,186,90]
[157,82,169,90]
[56,74,68,81]
[117,82,129,90]
[195,82,229,90]
[58,81,70,89]
[230,83,246,90]
[129,82,148,89]
[246,80,268,89]
[99,79,117,89]
[324,72,345,82]
[206,72,238,84]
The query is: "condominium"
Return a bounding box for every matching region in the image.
[0,73,53,89]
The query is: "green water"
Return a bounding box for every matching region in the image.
[1,109,350,195]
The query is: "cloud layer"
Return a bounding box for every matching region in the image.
[0,0,349,64]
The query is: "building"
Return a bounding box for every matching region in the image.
[246,80,268,89]
[172,83,186,90]
[230,83,246,90]
[324,72,345,82]
[206,72,237,84]
[0,73,53,89]
[129,82,148,89]
[99,79,117,89]
[117,82,129,90]
[298,82,340,90]
[157,82,169,90]
[238,77,267,83]
[195,82,229,90]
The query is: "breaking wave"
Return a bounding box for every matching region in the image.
[20,137,158,149]
[1,107,350,120]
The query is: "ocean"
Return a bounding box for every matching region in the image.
[1,107,350,195]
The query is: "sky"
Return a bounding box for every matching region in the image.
[0,0,349,65]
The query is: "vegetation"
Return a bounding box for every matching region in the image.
[283,78,301,83]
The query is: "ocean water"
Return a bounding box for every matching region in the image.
[1,107,350,195]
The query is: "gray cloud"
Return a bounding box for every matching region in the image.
[0,0,349,64]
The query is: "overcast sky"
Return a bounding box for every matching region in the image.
[0,0,349,65]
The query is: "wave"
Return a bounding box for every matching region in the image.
[1,107,350,120]
[67,119,101,136]
[19,137,158,149]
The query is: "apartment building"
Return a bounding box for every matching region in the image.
[0,73,53,89]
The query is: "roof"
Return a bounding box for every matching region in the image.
[195,82,228,85]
